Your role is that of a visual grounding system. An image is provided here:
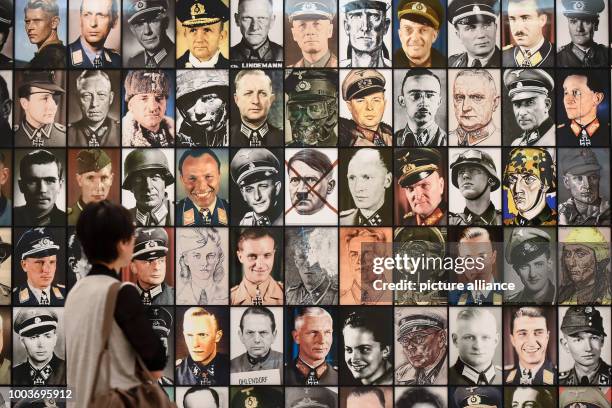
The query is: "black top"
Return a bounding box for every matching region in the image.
[88,264,167,371]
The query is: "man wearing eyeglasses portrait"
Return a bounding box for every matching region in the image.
[14,149,65,226]
[15,71,65,147]
[395,310,447,384]
[395,69,446,146]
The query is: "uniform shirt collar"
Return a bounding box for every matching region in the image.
[462,202,498,224]
[136,281,163,298]
[79,36,103,63]
[241,38,272,60]
[136,201,169,225]
[188,50,220,67]
[145,47,169,66]
[519,37,545,56]
[455,120,497,146]
[458,358,497,384]
[303,50,331,68]
[240,121,269,142]
[27,281,50,303]
[402,121,439,146]
[22,120,52,140]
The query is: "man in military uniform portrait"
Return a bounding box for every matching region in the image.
[287,388,336,408]
[506,387,556,408]
[449,149,502,225]
[449,70,501,146]
[396,148,446,225]
[231,228,283,305]
[13,228,65,305]
[504,228,556,304]
[232,387,282,408]
[453,387,502,408]
[396,388,445,408]
[559,149,610,225]
[285,148,337,225]
[67,149,114,225]
[502,0,554,67]
[503,147,556,225]
[230,307,283,384]
[68,0,121,68]
[341,148,392,226]
[503,69,555,146]
[67,230,89,281]
[122,148,174,226]
[395,309,448,384]
[340,69,392,146]
[19,0,66,68]
[344,388,387,408]
[395,69,446,146]
[504,307,556,385]
[230,148,282,226]
[176,149,229,226]
[176,0,230,68]
[394,0,445,67]
[285,70,338,147]
[557,71,610,146]
[125,0,175,68]
[557,0,608,66]
[341,308,393,384]
[231,70,282,146]
[449,308,502,385]
[449,227,502,305]
[448,0,500,67]
[559,387,610,408]
[285,227,338,305]
[231,0,282,63]
[67,70,120,147]
[176,307,228,385]
[15,71,65,147]
[176,227,228,305]
[122,70,174,147]
[176,70,229,147]
[340,0,391,67]
[287,0,337,67]
[559,306,611,384]
[0,0,12,67]
[146,306,174,385]
[15,149,65,226]
[0,152,10,225]
[286,307,337,385]
[13,308,65,385]
[558,227,612,304]
[130,227,174,305]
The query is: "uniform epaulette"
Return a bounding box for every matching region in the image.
[54,123,65,131]
[340,208,357,217]
[18,287,30,303]
[503,44,515,51]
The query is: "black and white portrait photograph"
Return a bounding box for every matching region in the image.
[556,0,609,66]
[230,69,283,147]
[146,305,175,384]
[67,70,121,147]
[504,386,557,408]
[123,0,175,68]
[121,147,175,226]
[339,0,391,67]
[448,307,502,385]
[285,69,338,147]
[176,227,229,305]
[558,306,611,385]
[229,306,283,385]
[340,387,393,408]
[13,148,66,227]
[451,387,502,408]
[448,0,501,67]
[12,307,65,386]
[176,69,229,147]
[394,69,447,147]
[66,227,90,283]
[230,0,283,66]
[502,68,555,146]
[285,227,338,305]
[339,69,393,146]
[448,148,502,225]
[175,386,228,408]
[448,68,501,146]
[286,387,337,408]
[229,148,283,226]
[395,386,447,407]
[285,148,338,225]
[339,148,392,226]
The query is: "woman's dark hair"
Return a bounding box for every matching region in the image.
[76,201,135,263]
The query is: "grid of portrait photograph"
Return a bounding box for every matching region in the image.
[0,0,610,406]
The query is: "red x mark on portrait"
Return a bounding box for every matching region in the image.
[284,158,339,216]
